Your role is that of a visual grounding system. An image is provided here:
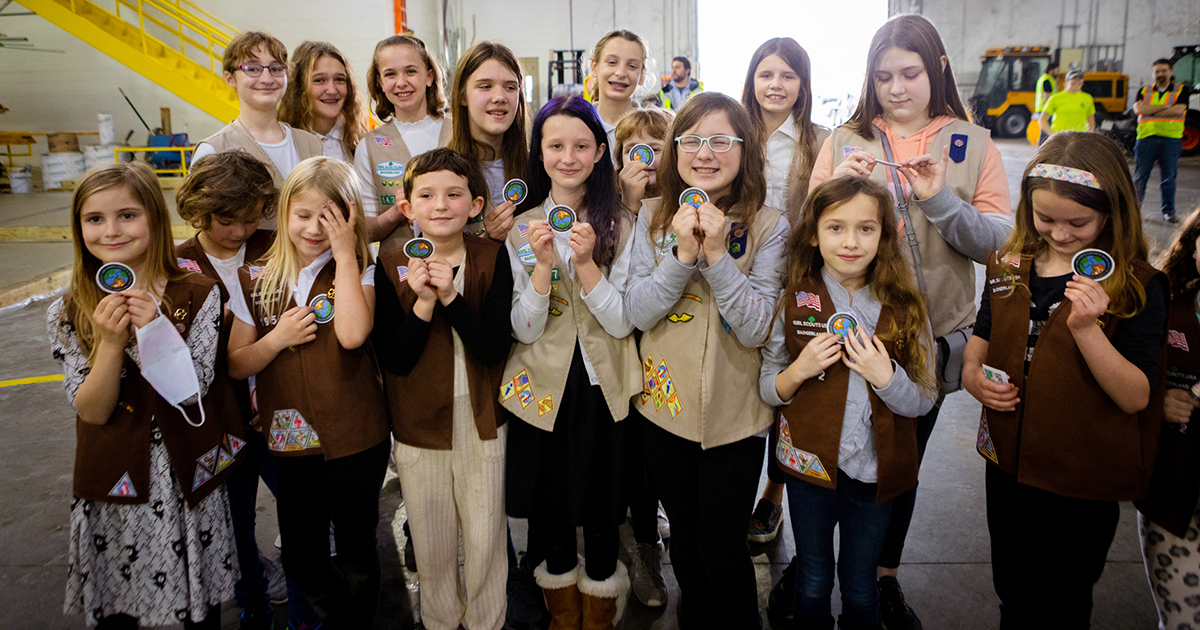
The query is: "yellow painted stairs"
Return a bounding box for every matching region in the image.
[15,0,240,122]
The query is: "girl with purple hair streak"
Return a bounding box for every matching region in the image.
[500,95,641,628]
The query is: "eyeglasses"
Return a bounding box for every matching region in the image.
[238,63,288,77]
[675,135,743,153]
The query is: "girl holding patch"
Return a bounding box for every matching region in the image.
[808,16,1012,622]
[1137,204,1200,630]
[624,91,789,628]
[355,35,451,246]
[447,41,530,240]
[761,176,936,630]
[589,30,653,158]
[227,156,391,628]
[613,107,673,214]
[962,133,1168,627]
[51,162,242,629]
[501,95,641,628]
[280,40,369,162]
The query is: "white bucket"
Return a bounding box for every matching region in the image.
[42,152,86,190]
[10,169,32,194]
[98,113,114,145]
[84,145,116,170]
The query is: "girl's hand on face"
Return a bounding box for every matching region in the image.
[899,145,949,200]
[270,306,318,351]
[832,150,877,180]
[790,333,843,382]
[1064,275,1110,332]
[485,201,517,241]
[618,160,650,206]
[843,328,896,389]
[122,290,160,329]
[425,256,457,305]
[569,221,597,267]
[697,202,729,264]
[1163,388,1199,424]
[528,220,555,266]
[964,364,1021,412]
[671,205,701,265]
[320,200,357,259]
[406,258,437,304]
[93,293,131,347]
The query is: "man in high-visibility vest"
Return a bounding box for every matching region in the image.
[1135,58,1191,223]
[658,56,703,111]
[1034,63,1059,144]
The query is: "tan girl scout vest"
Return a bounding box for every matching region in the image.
[176,230,275,426]
[1137,289,1200,536]
[378,235,508,449]
[829,120,990,339]
[238,261,391,460]
[499,200,641,429]
[636,199,780,449]
[71,274,246,507]
[775,275,919,502]
[364,117,453,253]
[201,121,323,189]
[977,252,1165,501]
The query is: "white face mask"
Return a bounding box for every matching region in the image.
[136,315,206,427]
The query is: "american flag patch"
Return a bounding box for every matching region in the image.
[374,136,392,147]
[795,291,821,311]
[249,266,265,280]
[177,258,202,273]
[397,266,408,282]
[1169,330,1189,351]
[843,146,859,156]
[518,224,529,237]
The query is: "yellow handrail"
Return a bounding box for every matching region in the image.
[105,0,236,76]
[114,146,195,176]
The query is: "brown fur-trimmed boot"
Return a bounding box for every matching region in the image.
[578,561,630,630]
[534,561,582,630]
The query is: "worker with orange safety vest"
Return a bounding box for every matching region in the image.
[1135,58,1191,223]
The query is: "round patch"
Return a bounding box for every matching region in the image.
[404,237,435,260]
[503,179,528,205]
[1071,248,1115,281]
[679,187,708,209]
[826,311,859,342]
[375,160,405,179]
[96,262,136,293]
[548,205,576,232]
[628,143,655,166]
[309,294,334,324]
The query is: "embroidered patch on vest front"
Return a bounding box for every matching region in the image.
[516,242,537,265]
[269,409,321,452]
[109,472,137,498]
[249,266,265,280]
[374,136,392,147]
[537,394,553,417]
[376,160,404,179]
[227,434,246,456]
[949,133,968,163]
[795,292,821,311]
[666,394,682,418]
[191,465,213,491]
[177,258,202,273]
[655,232,678,257]
[775,417,832,481]
[397,266,409,282]
[1169,330,1189,351]
[510,369,534,409]
[977,416,999,465]
[728,223,747,258]
[667,313,693,323]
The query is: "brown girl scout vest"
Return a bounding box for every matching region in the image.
[977,252,1165,501]
[238,260,390,460]
[201,121,323,189]
[829,120,990,340]
[1136,289,1200,536]
[377,235,508,449]
[774,274,920,503]
[636,199,781,449]
[364,117,454,253]
[72,274,246,507]
[499,200,641,430]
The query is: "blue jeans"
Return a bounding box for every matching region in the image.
[1134,135,1182,216]
[226,430,318,625]
[787,469,893,629]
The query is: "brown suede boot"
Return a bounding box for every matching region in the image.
[578,561,630,630]
[534,561,582,630]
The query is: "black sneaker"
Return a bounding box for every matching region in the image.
[505,552,548,630]
[878,576,923,630]
[238,608,273,630]
[402,520,417,572]
[767,557,796,620]
[1165,213,1180,224]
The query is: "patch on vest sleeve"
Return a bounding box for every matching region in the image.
[775,417,832,482]
[537,394,553,417]
[269,409,321,452]
[976,415,999,465]
[109,472,137,498]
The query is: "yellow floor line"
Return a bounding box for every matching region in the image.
[0,374,64,388]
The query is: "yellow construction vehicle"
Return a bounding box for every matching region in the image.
[970,46,1128,138]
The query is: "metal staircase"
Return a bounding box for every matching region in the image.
[16,0,239,122]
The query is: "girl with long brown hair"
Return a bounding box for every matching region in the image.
[588,30,653,157]
[279,40,368,162]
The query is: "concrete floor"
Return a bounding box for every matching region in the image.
[1,138,1197,629]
